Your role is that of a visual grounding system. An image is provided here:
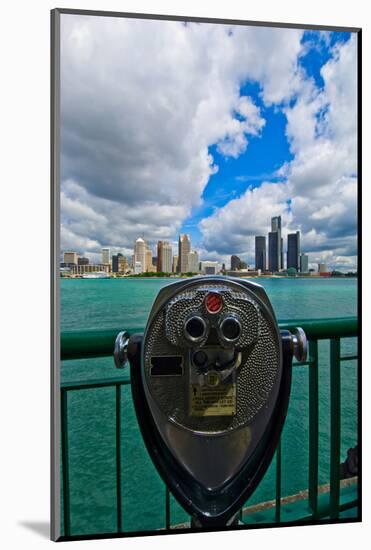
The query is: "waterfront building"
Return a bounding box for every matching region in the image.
[101,248,110,265]
[134,260,143,274]
[172,255,178,273]
[145,247,154,272]
[287,231,301,271]
[78,257,89,266]
[268,232,279,272]
[188,250,200,273]
[63,251,78,265]
[255,236,266,271]
[300,253,309,273]
[112,253,128,273]
[271,215,281,233]
[134,237,146,272]
[200,261,219,275]
[318,263,328,273]
[269,216,282,271]
[72,264,110,275]
[178,234,191,273]
[157,241,172,273]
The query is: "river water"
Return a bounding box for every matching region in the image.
[60,277,358,535]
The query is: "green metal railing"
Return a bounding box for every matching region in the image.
[60,316,359,536]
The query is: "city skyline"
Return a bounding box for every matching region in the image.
[60,18,357,271]
[61,215,315,275]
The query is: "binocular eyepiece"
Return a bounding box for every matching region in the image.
[115,276,307,528]
[184,312,242,344]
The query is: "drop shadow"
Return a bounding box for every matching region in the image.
[18,521,50,539]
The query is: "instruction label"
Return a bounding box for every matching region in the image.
[190,383,236,417]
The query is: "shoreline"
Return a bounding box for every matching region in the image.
[60,275,358,280]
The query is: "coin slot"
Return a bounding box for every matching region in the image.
[150,356,183,376]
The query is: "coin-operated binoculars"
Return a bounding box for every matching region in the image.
[114,277,307,528]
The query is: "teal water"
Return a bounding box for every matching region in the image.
[60,277,358,535]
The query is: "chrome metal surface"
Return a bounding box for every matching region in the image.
[291,326,308,363]
[113,330,130,369]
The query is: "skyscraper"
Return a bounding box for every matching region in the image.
[157,241,172,273]
[134,237,146,273]
[255,236,266,271]
[178,234,191,273]
[268,232,279,272]
[172,255,178,273]
[300,253,309,273]
[145,247,153,272]
[112,253,127,273]
[271,215,282,233]
[157,241,163,272]
[101,248,110,265]
[188,250,200,273]
[287,231,301,271]
[269,216,282,271]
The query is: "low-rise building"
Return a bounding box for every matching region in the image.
[200,261,219,275]
[63,251,78,265]
[72,264,110,275]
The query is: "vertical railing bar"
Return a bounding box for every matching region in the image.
[308,340,319,517]
[165,488,170,530]
[330,338,341,519]
[61,389,71,537]
[116,384,122,533]
[275,439,281,523]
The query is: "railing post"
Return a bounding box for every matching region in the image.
[165,488,170,530]
[275,439,282,523]
[308,340,319,517]
[330,338,341,519]
[61,389,71,537]
[116,384,122,532]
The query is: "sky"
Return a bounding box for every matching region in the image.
[60,15,358,271]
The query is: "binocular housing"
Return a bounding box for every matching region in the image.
[115,276,307,527]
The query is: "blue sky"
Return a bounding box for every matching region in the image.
[180,30,352,248]
[61,17,357,270]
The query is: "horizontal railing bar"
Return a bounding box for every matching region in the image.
[61,327,143,360]
[61,317,358,361]
[340,355,358,362]
[61,377,131,391]
[278,317,358,340]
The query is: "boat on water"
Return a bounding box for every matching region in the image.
[81,271,110,279]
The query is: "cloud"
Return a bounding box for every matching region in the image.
[60,15,303,255]
[198,35,358,270]
[200,181,292,257]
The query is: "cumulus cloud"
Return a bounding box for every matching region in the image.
[199,34,358,269]
[60,15,303,255]
[200,181,292,257]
